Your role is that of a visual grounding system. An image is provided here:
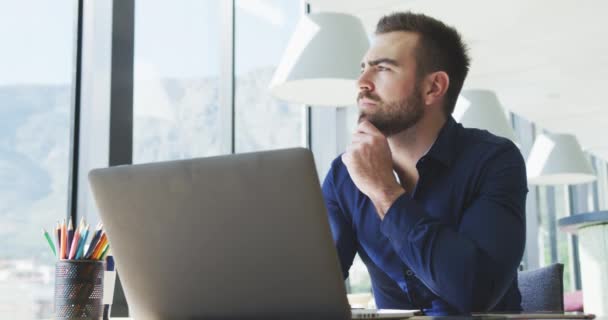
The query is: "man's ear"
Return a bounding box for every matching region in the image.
[423,71,449,105]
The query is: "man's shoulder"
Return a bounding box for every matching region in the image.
[459,125,514,148]
[327,154,348,180]
[329,154,346,170]
[323,155,354,191]
[457,126,527,181]
[458,126,520,158]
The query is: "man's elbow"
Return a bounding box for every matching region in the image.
[470,266,519,312]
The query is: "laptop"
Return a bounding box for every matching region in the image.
[89,148,418,319]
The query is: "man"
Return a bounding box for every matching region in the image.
[322,12,527,315]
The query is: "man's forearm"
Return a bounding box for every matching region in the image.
[379,193,525,312]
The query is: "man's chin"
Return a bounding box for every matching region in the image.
[370,121,409,137]
[358,112,373,124]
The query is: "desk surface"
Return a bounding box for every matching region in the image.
[102,314,598,320]
[102,316,596,320]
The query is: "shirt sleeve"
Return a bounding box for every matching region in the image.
[379,144,527,313]
[322,162,357,280]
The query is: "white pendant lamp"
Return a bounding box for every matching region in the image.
[454,89,518,143]
[526,133,596,185]
[269,12,369,106]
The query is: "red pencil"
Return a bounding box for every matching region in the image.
[68,220,83,260]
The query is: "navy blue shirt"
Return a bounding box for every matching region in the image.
[322,117,527,315]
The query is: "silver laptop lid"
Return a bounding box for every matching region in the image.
[88,148,350,320]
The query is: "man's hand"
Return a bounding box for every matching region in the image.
[341,121,405,219]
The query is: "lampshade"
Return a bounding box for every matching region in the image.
[526,133,596,185]
[269,12,369,106]
[454,89,517,142]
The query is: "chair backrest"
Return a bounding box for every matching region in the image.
[518,263,564,312]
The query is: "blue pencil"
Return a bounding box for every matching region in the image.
[84,224,103,259]
[75,225,90,260]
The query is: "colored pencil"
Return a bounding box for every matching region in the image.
[42,228,57,257]
[55,222,60,256]
[84,223,103,259]
[98,244,110,260]
[68,220,83,260]
[60,219,67,259]
[45,218,110,261]
[67,219,74,258]
[91,235,108,260]
[88,232,107,260]
[75,224,90,260]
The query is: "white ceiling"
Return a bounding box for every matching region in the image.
[309,0,608,160]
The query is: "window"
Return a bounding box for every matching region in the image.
[133,0,227,164]
[0,1,75,318]
[554,185,574,292]
[593,156,608,210]
[533,125,601,292]
[537,174,576,292]
[235,0,305,152]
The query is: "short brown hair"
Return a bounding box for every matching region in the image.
[376,12,470,116]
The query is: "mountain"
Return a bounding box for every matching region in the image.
[0,67,304,258]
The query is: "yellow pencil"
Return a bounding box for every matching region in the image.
[91,233,107,260]
[93,239,109,260]
[98,244,111,260]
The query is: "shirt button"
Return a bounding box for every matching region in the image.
[406,270,414,276]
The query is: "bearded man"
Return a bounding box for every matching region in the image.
[322,12,527,315]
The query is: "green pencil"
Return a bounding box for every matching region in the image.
[42,228,57,257]
[98,244,110,260]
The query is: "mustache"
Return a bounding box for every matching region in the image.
[357,91,381,103]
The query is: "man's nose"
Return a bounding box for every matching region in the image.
[357,69,375,92]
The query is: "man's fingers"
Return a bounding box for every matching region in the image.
[350,132,369,144]
[345,142,363,155]
[352,131,384,148]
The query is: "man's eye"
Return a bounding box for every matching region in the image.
[377,66,388,71]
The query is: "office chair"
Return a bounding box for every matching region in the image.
[518,263,565,312]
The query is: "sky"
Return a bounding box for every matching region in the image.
[0,0,75,85]
[0,0,301,85]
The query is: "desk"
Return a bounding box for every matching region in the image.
[103,315,599,320]
[559,211,608,317]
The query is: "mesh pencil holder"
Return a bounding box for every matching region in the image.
[55,260,105,319]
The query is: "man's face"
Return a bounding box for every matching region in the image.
[357,31,425,136]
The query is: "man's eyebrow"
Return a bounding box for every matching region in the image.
[360,58,400,68]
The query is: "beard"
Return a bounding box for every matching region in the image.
[357,85,424,137]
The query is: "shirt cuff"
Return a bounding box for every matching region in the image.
[380,193,428,253]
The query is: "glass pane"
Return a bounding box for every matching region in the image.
[349,254,372,294]
[537,187,551,265]
[554,185,572,292]
[594,157,608,210]
[133,0,225,163]
[0,1,74,318]
[235,0,304,152]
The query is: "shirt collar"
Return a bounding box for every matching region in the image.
[420,116,460,168]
